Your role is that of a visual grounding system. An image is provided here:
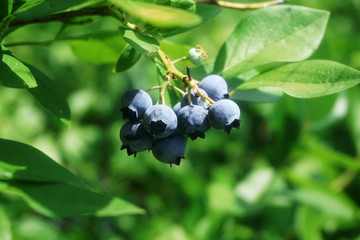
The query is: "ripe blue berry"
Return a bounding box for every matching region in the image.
[198,75,229,101]
[152,133,187,166]
[181,88,208,109]
[120,121,153,156]
[208,99,240,134]
[120,89,152,121]
[173,102,182,114]
[143,104,178,138]
[177,105,210,140]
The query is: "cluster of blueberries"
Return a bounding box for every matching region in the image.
[119,75,240,166]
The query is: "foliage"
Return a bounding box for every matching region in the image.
[0,0,359,239]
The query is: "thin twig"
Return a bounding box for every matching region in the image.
[168,83,185,95]
[193,84,215,105]
[9,6,110,28]
[159,81,168,104]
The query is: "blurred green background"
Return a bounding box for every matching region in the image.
[1,0,360,239]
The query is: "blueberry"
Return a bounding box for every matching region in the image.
[143,104,178,138]
[177,105,210,140]
[120,121,153,156]
[120,89,152,121]
[181,88,208,109]
[208,99,240,134]
[152,133,186,166]
[198,75,229,101]
[173,102,182,114]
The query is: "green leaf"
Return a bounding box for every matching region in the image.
[160,3,221,37]
[207,181,242,215]
[109,0,202,28]
[0,181,145,217]
[0,139,144,217]
[26,65,71,125]
[214,5,329,78]
[231,87,283,103]
[114,44,142,72]
[170,0,195,11]
[159,40,192,69]
[0,207,11,240]
[119,28,160,53]
[195,3,221,22]
[0,45,37,88]
[13,0,87,20]
[235,167,276,204]
[142,0,195,11]
[347,87,360,154]
[0,138,84,187]
[70,34,127,64]
[295,206,324,240]
[298,136,360,170]
[151,0,195,12]
[0,0,13,20]
[237,60,360,98]
[291,188,357,221]
[160,40,191,61]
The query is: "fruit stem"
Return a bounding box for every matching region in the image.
[172,56,188,64]
[159,81,168,105]
[168,83,185,95]
[228,90,236,97]
[187,85,192,105]
[146,85,162,92]
[157,49,198,86]
[193,84,215,105]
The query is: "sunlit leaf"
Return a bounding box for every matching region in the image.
[0,139,144,217]
[235,168,275,204]
[161,3,221,37]
[119,28,160,53]
[109,0,201,28]
[0,138,84,186]
[0,45,37,88]
[298,136,360,170]
[207,181,243,215]
[237,60,360,98]
[295,206,324,240]
[291,188,357,221]
[70,34,126,64]
[0,207,11,240]
[215,5,329,78]
[0,181,145,217]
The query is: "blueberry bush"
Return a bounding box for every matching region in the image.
[1,0,360,239]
